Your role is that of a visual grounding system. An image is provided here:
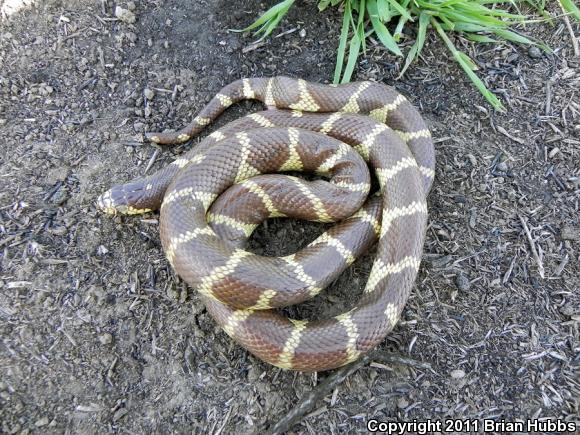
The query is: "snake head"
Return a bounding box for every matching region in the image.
[96,184,153,215]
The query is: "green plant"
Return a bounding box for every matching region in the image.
[242,0,574,111]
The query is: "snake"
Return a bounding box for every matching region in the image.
[97,77,435,372]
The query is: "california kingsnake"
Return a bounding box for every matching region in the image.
[97,77,434,371]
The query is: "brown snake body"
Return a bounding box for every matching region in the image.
[97,77,435,371]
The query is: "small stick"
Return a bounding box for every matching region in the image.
[144,148,160,175]
[265,353,430,434]
[554,254,569,276]
[242,41,267,53]
[518,215,545,279]
[561,10,580,57]
[545,80,552,116]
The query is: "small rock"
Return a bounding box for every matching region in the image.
[113,408,128,421]
[115,6,136,24]
[548,147,560,158]
[299,28,306,38]
[127,1,136,11]
[143,88,154,100]
[39,84,54,96]
[126,32,137,43]
[97,245,109,255]
[561,225,579,241]
[559,305,575,317]
[466,153,477,166]
[455,274,470,292]
[528,46,542,59]
[428,255,453,269]
[35,417,49,427]
[450,369,465,379]
[247,365,262,383]
[99,333,113,345]
[396,397,409,409]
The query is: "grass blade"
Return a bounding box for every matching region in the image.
[241,0,295,32]
[432,17,505,111]
[457,51,478,70]
[465,34,497,43]
[558,0,580,20]
[492,28,535,45]
[399,12,429,76]
[377,0,392,21]
[384,0,413,21]
[333,1,352,84]
[341,30,362,83]
[368,0,403,55]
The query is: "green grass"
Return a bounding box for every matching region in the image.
[242,0,578,111]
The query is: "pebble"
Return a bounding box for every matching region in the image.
[559,305,575,316]
[247,365,261,383]
[99,333,113,345]
[115,6,136,24]
[450,369,465,379]
[143,88,154,100]
[455,274,470,292]
[467,154,477,166]
[49,186,69,205]
[528,46,542,59]
[561,225,579,241]
[113,408,128,421]
[496,161,508,172]
[299,28,306,38]
[35,417,49,427]
[428,255,453,269]
[396,397,409,409]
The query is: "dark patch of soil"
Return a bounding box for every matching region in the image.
[0,0,578,433]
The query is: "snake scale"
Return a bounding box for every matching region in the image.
[97,77,435,372]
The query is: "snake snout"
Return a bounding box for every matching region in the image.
[97,184,154,215]
[96,190,117,215]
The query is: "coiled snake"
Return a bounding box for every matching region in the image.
[97,77,435,372]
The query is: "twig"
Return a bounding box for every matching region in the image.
[518,215,545,279]
[496,126,525,145]
[554,254,569,276]
[545,80,552,116]
[242,41,267,53]
[561,9,580,57]
[371,352,432,371]
[144,148,160,175]
[265,352,430,435]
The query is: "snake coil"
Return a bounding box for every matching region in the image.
[97,77,435,371]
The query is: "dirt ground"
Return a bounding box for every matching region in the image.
[0,0,578,433]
